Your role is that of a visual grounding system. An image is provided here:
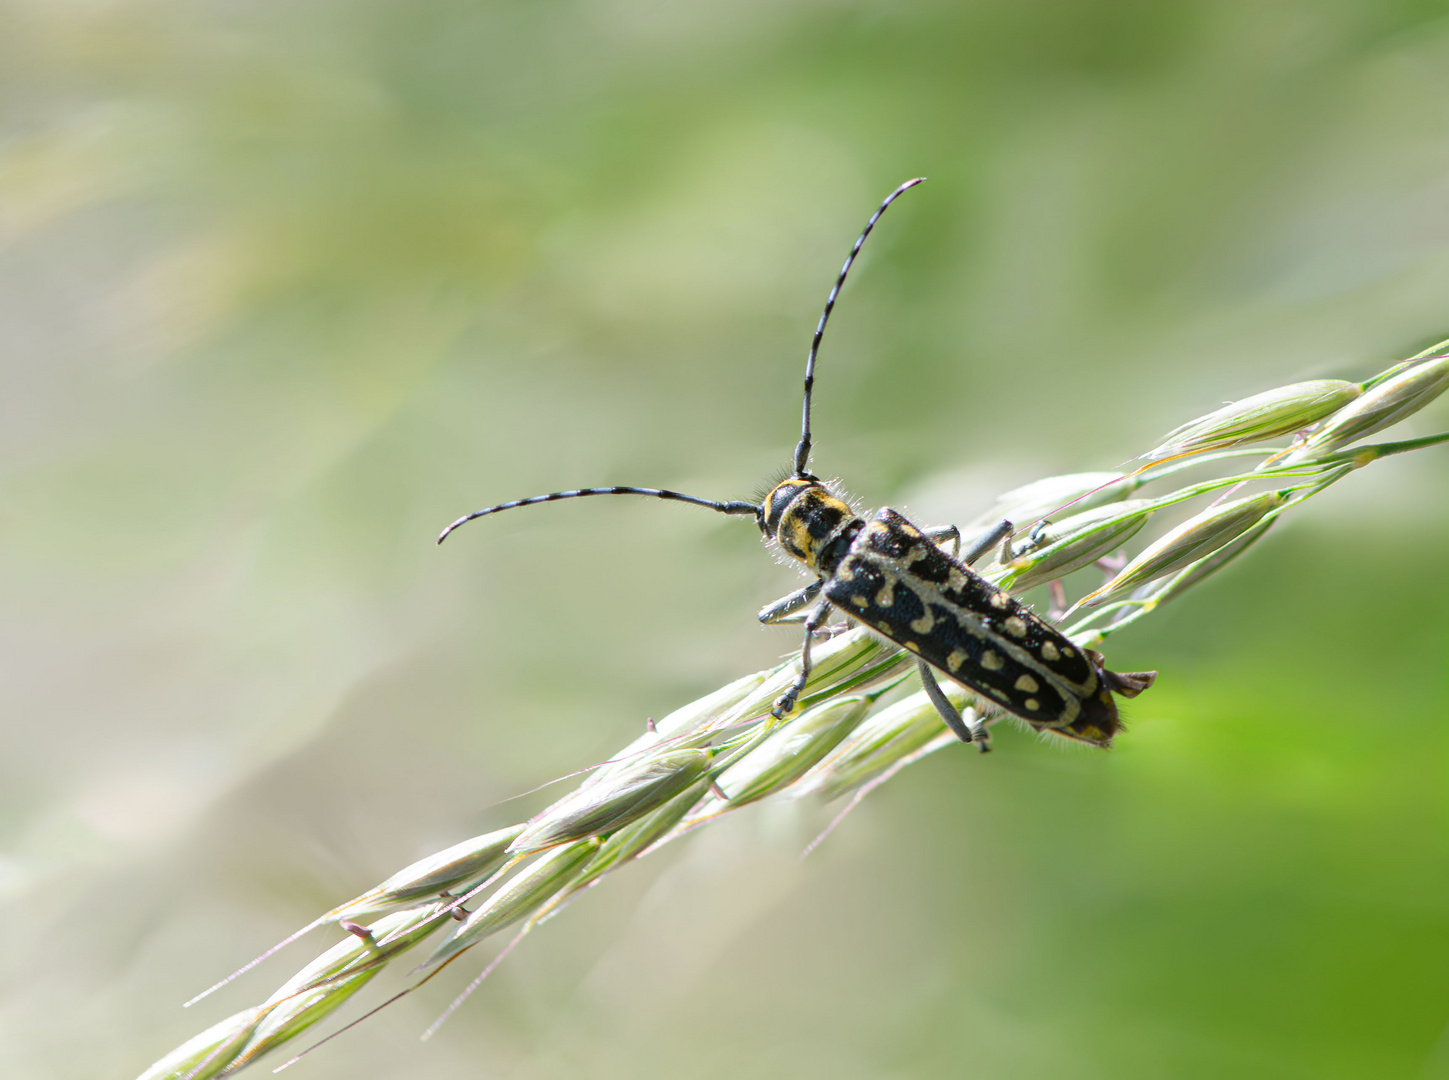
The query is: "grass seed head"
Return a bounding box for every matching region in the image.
[333,825,527,920]
[793,687,968,801]
[606,673,768,770]
[709,695,873,807]
[1282,357,1449,463]
[268,908,450,1002]
[999,500,1156,591]
[235,969,379,1070]
[426,841,602,965]
[1147,380,1361,459]
[1151,516,1277,607]
[510,750,713,854]
[576,776,715,881]
[1080,490,1288,607]
[716,628,898,727]
[134,1007,264,1080]
[967,471,1135,531]
[1391,336,1449,369]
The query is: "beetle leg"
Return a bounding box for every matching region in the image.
[1086,649,1157,699]
[772,601,832,718]
[758,579,825,625]
[996,518,1052,564]
[962,519,1013,566]
[1102,667,1157,698]
[917,660,990,751]
[923,523,961,557]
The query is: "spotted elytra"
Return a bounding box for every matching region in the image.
[439,179,1155,750]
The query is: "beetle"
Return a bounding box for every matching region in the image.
[439,179,1155,750]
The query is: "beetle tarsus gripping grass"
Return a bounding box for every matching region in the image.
[440,178,1156,748]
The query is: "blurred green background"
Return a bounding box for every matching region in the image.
[2,1,1448,1077]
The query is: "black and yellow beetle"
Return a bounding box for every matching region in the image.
[439,179,1155,750]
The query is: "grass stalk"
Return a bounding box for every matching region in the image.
[138,352,1449,1079]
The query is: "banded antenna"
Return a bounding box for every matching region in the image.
[437,178,926,545]
[438,486,758,544]
[792,177,926,478]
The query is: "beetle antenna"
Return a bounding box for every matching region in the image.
[792,177,926,478]
[438,487,759,544]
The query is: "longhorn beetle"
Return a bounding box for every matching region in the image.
[439,179,1156,750]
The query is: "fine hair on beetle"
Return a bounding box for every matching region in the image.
[439,178,1156,750]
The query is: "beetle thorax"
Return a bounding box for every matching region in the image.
[762,478,863,575]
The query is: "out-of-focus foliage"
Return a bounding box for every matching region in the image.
[0,2,1446,1078]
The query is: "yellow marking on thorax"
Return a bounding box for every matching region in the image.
[787,519,817,565]
[814,491,855,515]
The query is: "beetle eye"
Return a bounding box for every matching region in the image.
[763,484,803,535]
